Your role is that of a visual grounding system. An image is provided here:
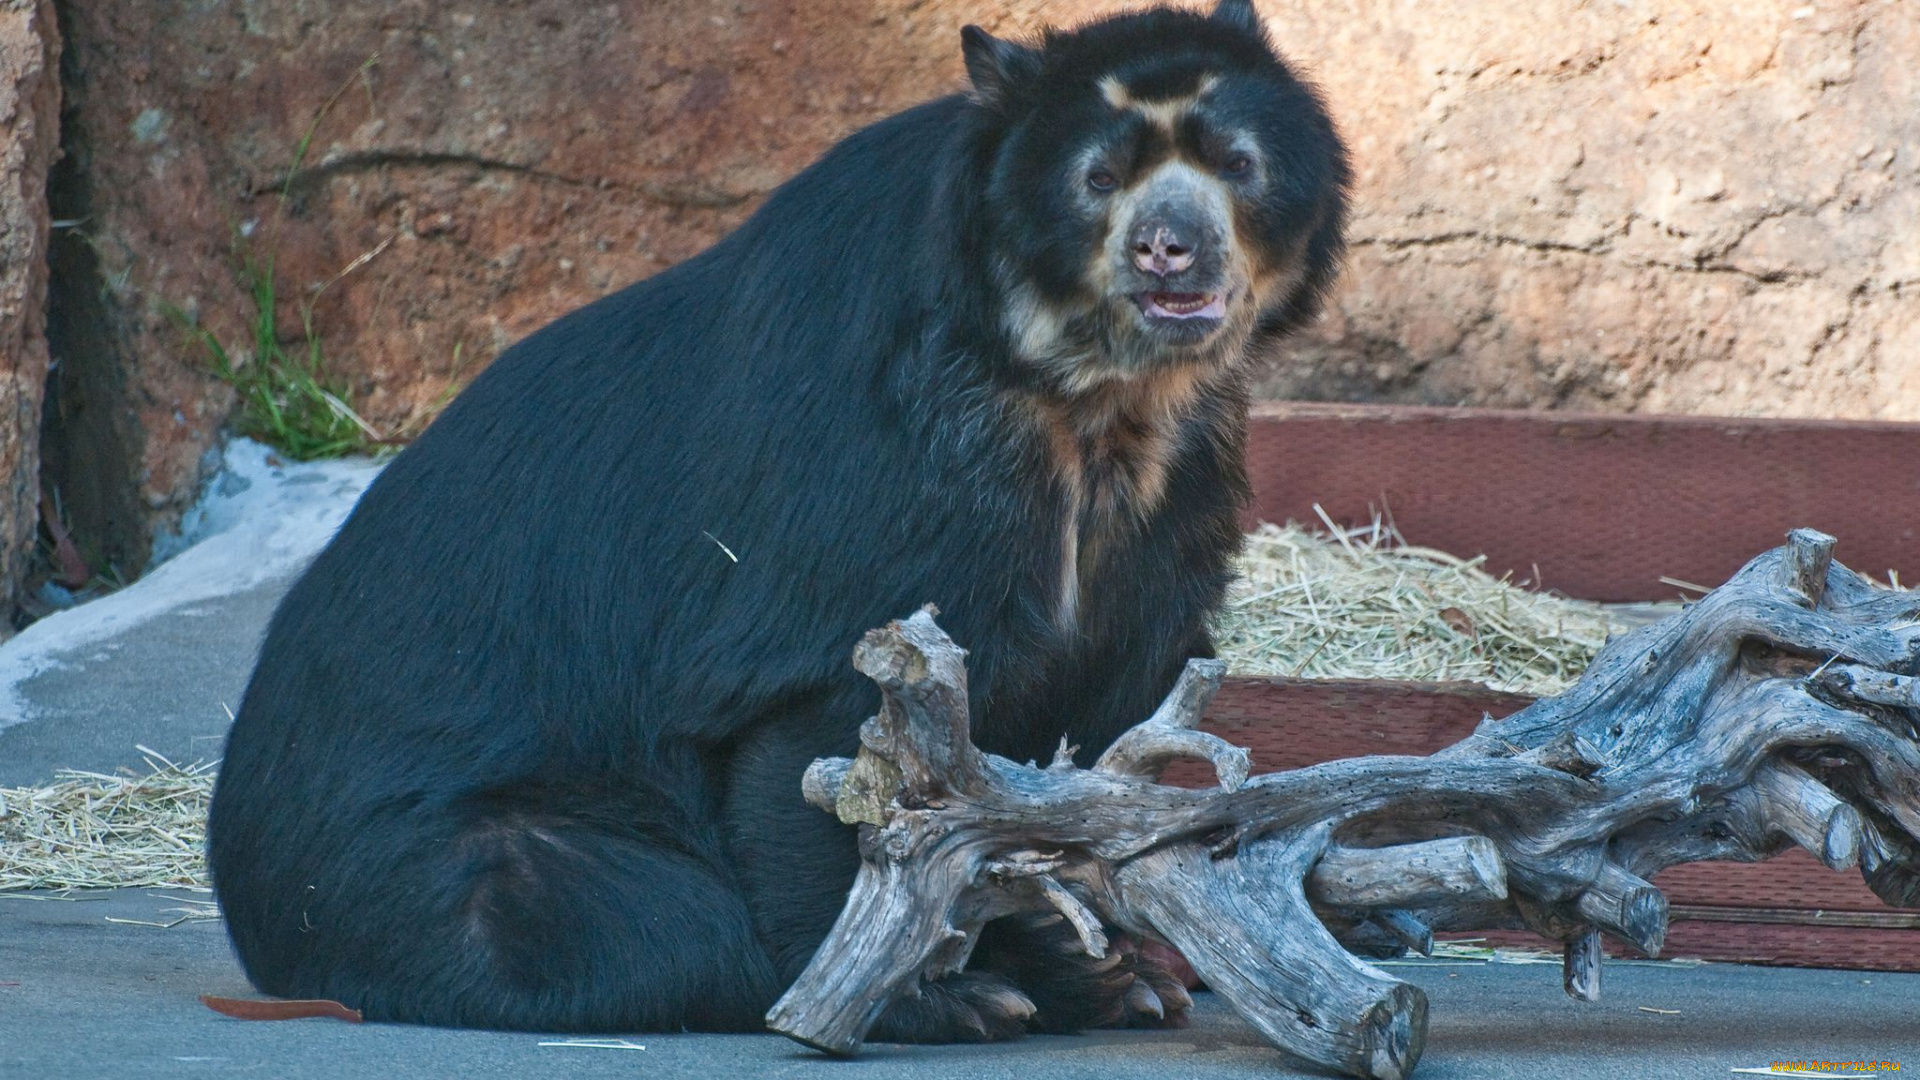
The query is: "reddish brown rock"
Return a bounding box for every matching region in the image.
[43,0,1920,562]
[1255,0,1920,419]
[47,0,1033,562]
[0,0,58,612]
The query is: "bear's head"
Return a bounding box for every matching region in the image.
[963,0,1350,395]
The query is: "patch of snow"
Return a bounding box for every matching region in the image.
[0,439,385,730]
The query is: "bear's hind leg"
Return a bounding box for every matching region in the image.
[243,806,783,1033]
[431,817,784,1032]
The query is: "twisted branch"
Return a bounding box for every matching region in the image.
[766,530,1920,1078]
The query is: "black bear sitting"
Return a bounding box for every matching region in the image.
[208,0,1348,1041]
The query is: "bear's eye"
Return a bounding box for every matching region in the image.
[1086,168,1118,193]
[1223,153,1254,176]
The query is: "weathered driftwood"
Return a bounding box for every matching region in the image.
[765,530,1920,1078]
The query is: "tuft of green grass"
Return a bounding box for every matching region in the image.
[166,252,379,461]
[167,55,385,462]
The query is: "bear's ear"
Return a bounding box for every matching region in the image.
[1211,0,1261,34]
[960,25,1039,105]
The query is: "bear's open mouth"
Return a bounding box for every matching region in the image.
[1137,292,1225,321]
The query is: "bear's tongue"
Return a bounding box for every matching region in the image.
[1144,292,1223,319]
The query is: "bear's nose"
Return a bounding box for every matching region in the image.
[1130,220,1196,277]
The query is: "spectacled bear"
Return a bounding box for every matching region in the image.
[207,0,1349,1041]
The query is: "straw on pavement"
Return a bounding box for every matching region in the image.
[0,749,214,890]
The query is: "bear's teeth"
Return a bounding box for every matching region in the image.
[1152,292,1216,315]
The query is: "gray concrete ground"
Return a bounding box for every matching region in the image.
[1,449,1917,1078]
[0,576,284,787]
[1,889,1914,1080]
[0,441,378,787]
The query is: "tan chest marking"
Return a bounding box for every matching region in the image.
[1038,407,1086,633]
[1030,363,1211,633]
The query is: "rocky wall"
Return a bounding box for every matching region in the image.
[0,0,57,613]
[42,0,1920,563]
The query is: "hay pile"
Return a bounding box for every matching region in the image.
[1212,517,1638,695]
[0,521,1639,892]
[0,751,214,890]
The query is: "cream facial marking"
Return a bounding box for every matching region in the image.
[1102,162,1233,263]
[998,78,1268,390]
[1101,158,1243,320]
[1098,74,1221,131]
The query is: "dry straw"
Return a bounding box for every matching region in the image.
[2,519,1640,891]
[1212,514,1643,696]
[0,748,215,890]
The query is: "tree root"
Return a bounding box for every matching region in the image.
[766,530,1920,1078]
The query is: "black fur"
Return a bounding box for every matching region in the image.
[208,2,1347,1038]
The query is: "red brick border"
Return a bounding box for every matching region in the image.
[1245,403,1920,602]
